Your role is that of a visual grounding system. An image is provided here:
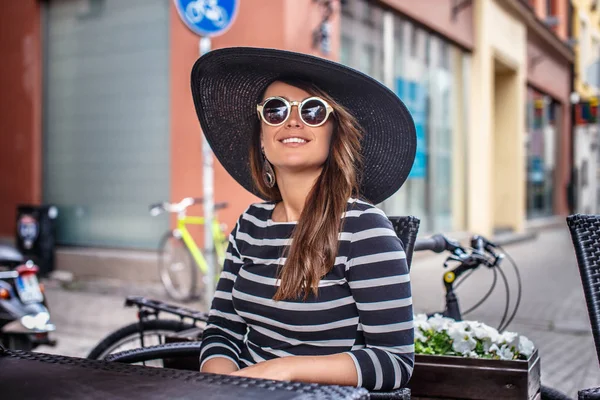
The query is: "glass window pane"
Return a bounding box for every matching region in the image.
[43,0,170,249]
[525,89,557,219]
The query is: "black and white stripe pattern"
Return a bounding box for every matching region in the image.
[199,199,414,391]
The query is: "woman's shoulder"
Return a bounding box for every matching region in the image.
[244,201,276,217]
[345,197,387,218]
[344,198,392,232]
[231,201,276,232]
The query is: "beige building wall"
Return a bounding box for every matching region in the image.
[469,0,527,236]
[572,0,600,98]
[451,47,468,231]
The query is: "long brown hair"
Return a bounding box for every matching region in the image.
[249,78,364,301]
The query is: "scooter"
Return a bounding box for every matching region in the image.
[0,243,56,351]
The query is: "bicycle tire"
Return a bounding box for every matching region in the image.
[158,231,198,302]
[540,385,574,400]
[86,319,195,360]
[106,341,204,364]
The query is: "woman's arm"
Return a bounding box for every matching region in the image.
[202,357,240,375]
[231,353,358,386]
[343,209,415,390]
[199,222,248,373]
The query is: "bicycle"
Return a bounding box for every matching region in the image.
[414,233,520,332]
[86,296,207,363]
[149,197,229,302]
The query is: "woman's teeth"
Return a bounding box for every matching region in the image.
[281,138,307,144]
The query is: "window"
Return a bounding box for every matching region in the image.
[341,7,470,232]
[580,18,589,81]
[567,2,574,38]
[361,44,375,77]
[525,90,559,219]
[339,0,383,82]
[340,35,353,66]
[546,0,555,17]
[43,0,170,248]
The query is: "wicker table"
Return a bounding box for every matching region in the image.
[0,349,368,400]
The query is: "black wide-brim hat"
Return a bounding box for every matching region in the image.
[191,47,416,205]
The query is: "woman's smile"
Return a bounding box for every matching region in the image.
[278,135,311,148]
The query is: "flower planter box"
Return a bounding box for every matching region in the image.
[408,349,541,400]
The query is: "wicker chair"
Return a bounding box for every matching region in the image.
[566,215,600,400]
[106,216,420,400]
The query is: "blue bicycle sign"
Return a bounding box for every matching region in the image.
[174,0,239,37]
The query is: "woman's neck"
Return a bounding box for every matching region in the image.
[272,168,322,222]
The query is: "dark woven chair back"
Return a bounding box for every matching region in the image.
[388,216,421,270]
[566,214,600,366]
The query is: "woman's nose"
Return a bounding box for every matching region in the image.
[286,105,302,128]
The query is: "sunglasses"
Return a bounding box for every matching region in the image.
[257,96,334,127]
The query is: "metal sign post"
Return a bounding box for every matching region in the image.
[199,37,215,310]
[173,0,239,310]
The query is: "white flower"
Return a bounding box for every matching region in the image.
[497,345,514,360]
[428,313,455,332]
[414,313,431,332]
[500,331,519,348]
[447,321,469,336]
[448,323,477,355]
[414,315,531,360]
[415,329,427,342]
[471,322,500,342]
[452,333,477,355]
[518,335,535,358]
[466,322,501,352]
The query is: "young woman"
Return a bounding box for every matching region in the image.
[191,47,417,392]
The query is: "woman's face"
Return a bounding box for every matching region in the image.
[260,81,334,173]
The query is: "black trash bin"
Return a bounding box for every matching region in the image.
[15,205,58,277]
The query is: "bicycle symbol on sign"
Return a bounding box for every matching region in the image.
[185,0,228,28]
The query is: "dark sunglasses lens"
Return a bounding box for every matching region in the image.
[263,99,288,125]
[301,99,327,126]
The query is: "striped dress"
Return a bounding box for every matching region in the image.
[199,198,414,391]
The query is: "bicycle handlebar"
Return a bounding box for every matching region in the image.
[413,232,519,331]
[415,233,503,269]
[414,235,447,253]
[148,198,229,216]
[414,234,465,254]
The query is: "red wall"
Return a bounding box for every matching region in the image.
[0,1,42,237]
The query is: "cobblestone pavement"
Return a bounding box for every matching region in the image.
[35,227,599,398]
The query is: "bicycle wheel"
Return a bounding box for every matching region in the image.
[86,319,196,362]
[158,231,198,302]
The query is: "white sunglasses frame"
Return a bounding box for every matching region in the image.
[256,96,334,127]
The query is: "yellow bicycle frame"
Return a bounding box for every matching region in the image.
[176,216,227,277]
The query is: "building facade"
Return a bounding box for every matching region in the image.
[524,0,574,222]
[339,0,473,234]
[0,0,574,280]
[571,0,600,215]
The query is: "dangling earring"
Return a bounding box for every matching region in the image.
[262,148,276,188]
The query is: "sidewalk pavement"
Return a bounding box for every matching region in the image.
[37,226,598,398]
